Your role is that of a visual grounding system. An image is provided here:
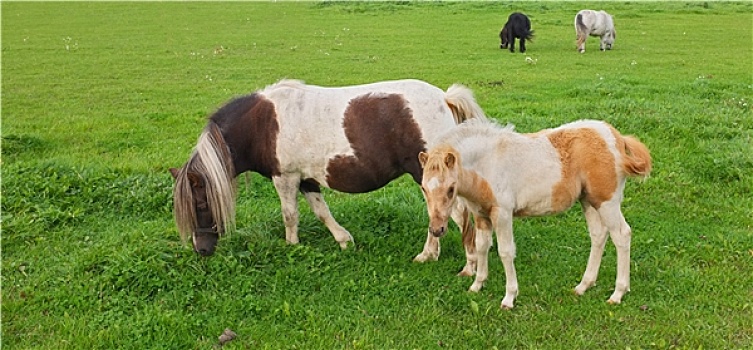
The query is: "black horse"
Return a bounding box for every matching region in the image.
[499,12,534,53]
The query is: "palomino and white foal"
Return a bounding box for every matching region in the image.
[575,9,616,53]
[418,119,651,309]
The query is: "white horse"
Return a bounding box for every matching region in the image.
[575,10,616,53]
[418,119,652,309]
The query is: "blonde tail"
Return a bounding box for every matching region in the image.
[621,136,652,178]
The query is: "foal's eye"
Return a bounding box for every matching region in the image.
[447,186,455,198]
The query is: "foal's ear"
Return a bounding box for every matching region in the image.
[444,153,457,169]
[418,152,429,168]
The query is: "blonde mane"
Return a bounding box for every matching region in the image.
[173,123,237,241]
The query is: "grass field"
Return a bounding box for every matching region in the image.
[2,1,752,349]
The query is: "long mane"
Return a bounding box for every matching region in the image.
[173,123,237,241]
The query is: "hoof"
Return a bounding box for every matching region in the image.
[468,281,484,292]
[338,239,353,250]
[500,296,515,309]
[413,252,438,263]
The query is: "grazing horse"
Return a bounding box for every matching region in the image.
[499,12,534,53]
[575,10,616,53]
[170,79,487,257]
[418,119,651,309]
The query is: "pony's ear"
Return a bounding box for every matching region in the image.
[169,167,180,179]
[444,152,457,169]
[418,152,429,168]
[186,172,204,189]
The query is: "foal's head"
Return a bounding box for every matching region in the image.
[418,146,461,238]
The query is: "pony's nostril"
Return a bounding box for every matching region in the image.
[197,248,211,256]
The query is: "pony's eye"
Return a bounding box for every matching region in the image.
[448,186,455,198]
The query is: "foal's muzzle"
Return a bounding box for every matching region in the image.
[430,225,448,238]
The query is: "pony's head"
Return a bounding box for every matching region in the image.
[170,124,236,256]
[499,27,509,49]
[605,29,615,50]
[418,145,461,238]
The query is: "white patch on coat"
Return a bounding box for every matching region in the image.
[260,79,465,188]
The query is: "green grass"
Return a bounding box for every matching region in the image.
[2,1,752,349]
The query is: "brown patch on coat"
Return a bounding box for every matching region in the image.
[547,128,617,211]
[326,93,426,193]
[462,169,498,217]
[209,93,280,177]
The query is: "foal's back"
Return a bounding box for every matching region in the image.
[470,120,633,216]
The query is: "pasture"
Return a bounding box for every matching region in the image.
[2,1,751,348]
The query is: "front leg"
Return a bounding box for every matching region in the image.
[469,216,493,292]
[414,229,440,262]
[494,208,518,309]
[272,175,301,245]
[453,201,476,276]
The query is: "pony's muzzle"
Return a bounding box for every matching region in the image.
[193,229,219,257]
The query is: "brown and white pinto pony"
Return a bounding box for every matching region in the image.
[418,119,651,309]
[575,10,616,53]
[170,79,487,256]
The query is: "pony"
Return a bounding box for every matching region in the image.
[170,79,487,257]
[499,12,534,53]
[418,119,651,309]
[575,10,616,53]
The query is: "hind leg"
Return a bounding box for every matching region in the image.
[598,200,632,304]
[577,34,587,53]
[519,38,527,53]
[575,201,609,296]
[272,174,301,245]
[302,188,354,249]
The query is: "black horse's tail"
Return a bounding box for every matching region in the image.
[523,29,535,41]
